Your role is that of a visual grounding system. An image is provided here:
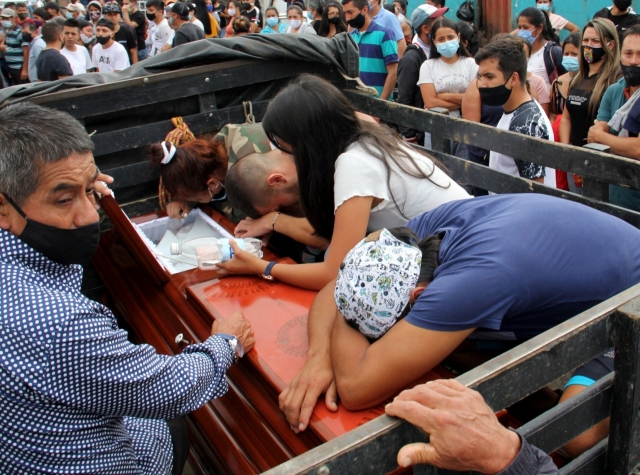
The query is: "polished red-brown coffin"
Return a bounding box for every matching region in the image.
[93,196,451,474]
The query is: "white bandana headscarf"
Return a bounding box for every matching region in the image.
[334,229,422,340]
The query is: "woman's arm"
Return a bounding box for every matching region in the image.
[559,103,572,145]
[216,196,374,290]
[437,92,464,105]
[564,21,580,34]
[461,80,482,123]
[420,84,460,111]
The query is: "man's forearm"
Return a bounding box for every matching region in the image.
[597,133,640,160]
[307,280,339,359]
[275,214,329,250]
[497,435,558,475]
[380,67,398,100]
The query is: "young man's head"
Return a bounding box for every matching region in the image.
[95,18,115,46]
[334,228,441,340]
[21,21,38,43]
[612,0,632,15]
[63,18,80,49]
[225,150,300,218]
[66,3,86,19]
[1,8,17,29]
[168,1,190,26]
[44,1,60,17]
[474,37,528,107]
[102,2,122,24]
[341,0,369,30]
[15,3,28,20]
[145,0,164,22]
[41,21,63,47]
[621,24,640,87]
[426,0,445,7]
[122,0,138,13]
[409,4,448,43]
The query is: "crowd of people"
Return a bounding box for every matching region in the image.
[2,1,640,474]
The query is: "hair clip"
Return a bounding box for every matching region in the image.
[161,141,177,164]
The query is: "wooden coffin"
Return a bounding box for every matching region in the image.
[93,196,452,474]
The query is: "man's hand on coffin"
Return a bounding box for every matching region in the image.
[215,239,267,277]
[234,215,273,238]
[166,200,191,219]
[279,353,337,433]
[212,311,255,353]
[385,379,521,473]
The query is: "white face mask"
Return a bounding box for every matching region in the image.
[289,19,301,29]
[227,7,236,15]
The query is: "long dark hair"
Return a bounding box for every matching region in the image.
[194,0,212,35]
[262,75,450,241]
[316,1,346,37]
[458,20,482,56]
[518,7,558,43]
[430,18,472,59]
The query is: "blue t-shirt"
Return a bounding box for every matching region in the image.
[405,194,640,340]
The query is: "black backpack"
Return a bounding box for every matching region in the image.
[456,1,474,22]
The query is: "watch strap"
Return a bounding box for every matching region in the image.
[262,261,277,280]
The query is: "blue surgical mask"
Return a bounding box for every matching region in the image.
[537,3,550,11]
[306,11,313,20]
[1,20,12,28]
[206,4,213,12]
[436,39,459,58]
[267,16,278,26]
[517,28,537,45]
[562,56,580,72]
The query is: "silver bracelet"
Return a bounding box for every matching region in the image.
[272,212,281,231]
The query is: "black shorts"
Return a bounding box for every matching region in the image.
[565,349,614,389]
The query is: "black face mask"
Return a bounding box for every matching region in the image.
[346,11,365,29]
[146,11,156,20]
[478,78,513,107]
[614,0,632,11]
[622,63,640,87]
[96,35,111,45]
[328,16,339,24]
[17,13,28,19]
[22,33,32,43]
[3,194,100,265]
[582,45,606,64]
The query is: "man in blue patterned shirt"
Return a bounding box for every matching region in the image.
[0,102,255,474]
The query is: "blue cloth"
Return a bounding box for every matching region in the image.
[371,7,403,42]
[404,194,640,340]
[0,229,234,474]
[260,23,287,34]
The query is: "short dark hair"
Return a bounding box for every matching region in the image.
[475,37,528,86]
[0,103,94,207]
[32,7,51,19]
[41,21,62,43]
[341,0,367,10]
[146,0,165,11]
[225,153,279,219]
[15,2,27,9]
[96,18,115,30]
[63,18,80,30]
[22,21,38,32]
[622,24,640,45]
[44,1,60,11]
[388,227,442,284]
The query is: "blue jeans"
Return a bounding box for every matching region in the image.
[137,47,149,61]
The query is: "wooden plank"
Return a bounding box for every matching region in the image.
[517,373,613,454]
[345,91,640,190]
[560,438,608,475]
[33,61,327,120]
[426,148,640,229]
[607,298,640,474]
[199,92,217,113]
[92,101,269,157]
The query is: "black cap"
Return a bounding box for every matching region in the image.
[170,1,189,19]
[96,17,115,30]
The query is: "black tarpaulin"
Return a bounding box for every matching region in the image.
[0,32,360,105]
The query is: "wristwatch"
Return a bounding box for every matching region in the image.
[216,333,244,364]
[262,261,277,280]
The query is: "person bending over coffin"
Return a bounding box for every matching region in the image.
[279,193,640,460]
[214,74,470,289]
[0,103,254,475]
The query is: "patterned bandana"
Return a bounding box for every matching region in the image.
[335,229,422,340]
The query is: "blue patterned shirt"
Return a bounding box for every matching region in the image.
[0,228,233,474]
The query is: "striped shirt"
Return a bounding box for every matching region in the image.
[350,21,398,97]
[4,25,27,70]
